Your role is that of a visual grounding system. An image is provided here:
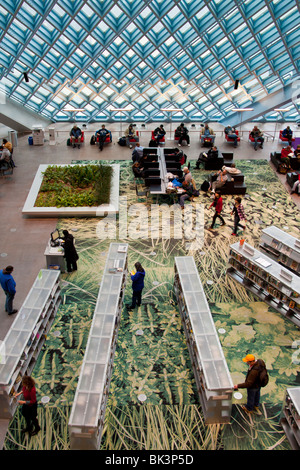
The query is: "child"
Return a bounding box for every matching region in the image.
[208,191,225,230]
[231,197,246,236]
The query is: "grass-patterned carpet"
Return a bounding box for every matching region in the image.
[4,159,300,451]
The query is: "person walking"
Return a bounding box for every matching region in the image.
[14,375,41,436]
[127,262,145,309]
[234,354,267,413]
[231,196,246,236]
[62,230,79,273]
[208,191,225,230]
[0,265,17,315]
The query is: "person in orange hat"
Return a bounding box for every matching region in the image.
[234,354,267,413]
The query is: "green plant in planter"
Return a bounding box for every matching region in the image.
[35,164,113,207]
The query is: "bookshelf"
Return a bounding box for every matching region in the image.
[0,270,61,419]
[227,242,300,328]
[280,387,300,450]
[174,256,233,424]
[68,243,128,450]
[260,226,300,275]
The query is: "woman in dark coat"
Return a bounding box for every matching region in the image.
[62,230,79,273]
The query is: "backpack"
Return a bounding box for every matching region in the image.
[257,360,269,387]
[90,135,96,145]
[118,136,126,146]
[149,139,158,147]
[201,180,210,192]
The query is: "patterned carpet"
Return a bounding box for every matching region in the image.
[4,159,300,450]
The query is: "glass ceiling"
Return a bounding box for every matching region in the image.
[0,0,299,123]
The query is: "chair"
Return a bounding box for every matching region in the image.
[0,158,14,177]
[225,130,240,145]
[279,130,295,144]
[91,131,112,146]
[151,131,165,144]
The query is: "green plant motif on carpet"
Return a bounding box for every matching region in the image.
[4,159,300,450]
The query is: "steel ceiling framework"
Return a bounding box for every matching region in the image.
[0,0,299,123]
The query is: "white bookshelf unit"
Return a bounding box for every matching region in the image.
[280,387,300,450]
[174,256,233,424]
[260,226,300,275]
[68,243,128,450]
[0,269,61,419]
[227,242,300,328]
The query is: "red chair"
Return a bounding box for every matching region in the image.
[225,130,240,145]
[69,131,84,145]
[248,132,255,143]
[91,131,112,145]
[129,130,139,144]
[151,131,165,143]
[279,130,295,143]
[200,132,213,147]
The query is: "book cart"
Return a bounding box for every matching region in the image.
[260,226,300,275]
[280,387,300,450]
[174,256,233,424]
[68,243,128,450]
[227,242,300,328]
[0,269,61,419]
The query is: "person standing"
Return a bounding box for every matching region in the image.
[231,197,246,236]
[234,354,267,413]
[127,262,145,309]
[62,230,79,273]
[14,375,40,436]
[208,191,225,230]
[0,265,17,315]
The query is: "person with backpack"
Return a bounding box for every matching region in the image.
[234,354,268,413]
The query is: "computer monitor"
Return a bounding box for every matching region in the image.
[51,229,60,243]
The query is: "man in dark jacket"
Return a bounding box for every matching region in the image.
[127,262,145,309]
[234,354,266,413]
[62,230,79,273]
[0,265,17,315]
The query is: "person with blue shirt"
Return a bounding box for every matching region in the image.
[96,124,111,151]
[127,262,145,309]
[0,265,17,315]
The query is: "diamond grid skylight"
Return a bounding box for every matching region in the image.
[0,0,299,123]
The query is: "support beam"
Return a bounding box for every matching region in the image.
[219,83,298,127]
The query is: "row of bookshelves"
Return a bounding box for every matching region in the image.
[174,256,233,425]
[68,243,128,450]
[280,388,300,450]
[0,270,61,419]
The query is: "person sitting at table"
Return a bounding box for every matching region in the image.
[125,124,138,148]
[282,126,293,145]
[132,142,144,163]
[178,181,194,209]
[153,125,166,142]
[195,146,218,169]
[294,144,300,160]
[200,124,215,146]
[291,175,300,194]
[132,161,145,178]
